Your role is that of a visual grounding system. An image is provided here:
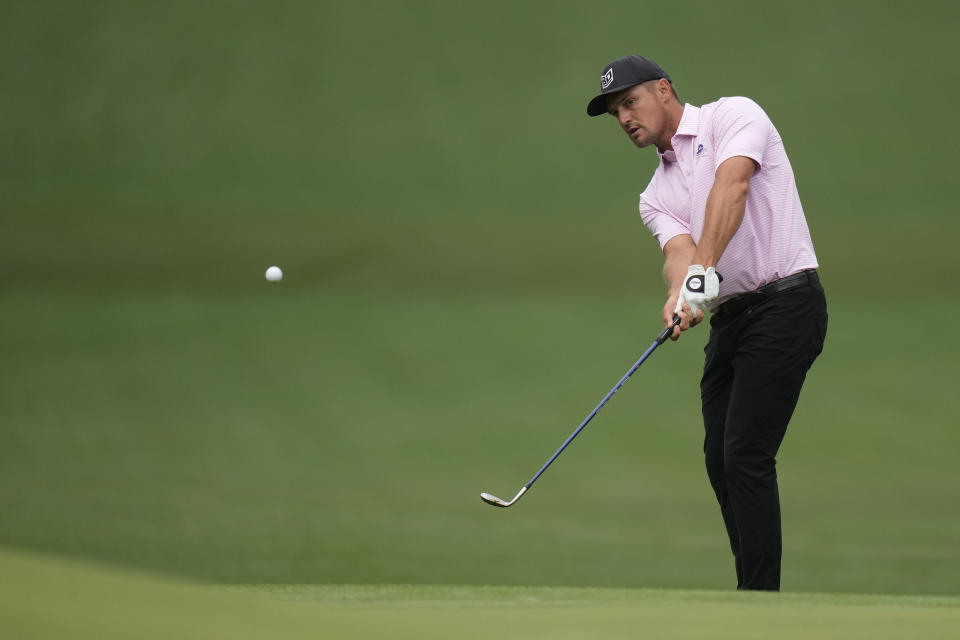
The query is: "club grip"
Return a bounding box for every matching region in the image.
[656,315,681,345]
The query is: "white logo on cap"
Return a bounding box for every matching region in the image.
[601,68,613,90]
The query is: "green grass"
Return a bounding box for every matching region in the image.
[3,548,958,640]
[2,285,958,592]
[1,0,959,607]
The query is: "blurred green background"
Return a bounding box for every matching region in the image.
[1,0,957,596]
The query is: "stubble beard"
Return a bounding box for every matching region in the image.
[631,129,653,148]
[630,107,666,150]
[630,125,659,149]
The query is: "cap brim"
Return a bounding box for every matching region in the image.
[586,94,610,117]
[586,81,645,117]
[587,74,670,117]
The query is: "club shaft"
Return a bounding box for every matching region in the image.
[524,318,678,489]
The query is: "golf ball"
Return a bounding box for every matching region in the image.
[265,265,283,282]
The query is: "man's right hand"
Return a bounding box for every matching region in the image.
[663,293,704,341]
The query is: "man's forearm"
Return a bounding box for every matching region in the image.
[693,186,747,267]
[692,156,755,267]
[664,238,696,295]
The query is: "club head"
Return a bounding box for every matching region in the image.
[480,492,509,507]
[480,486,527,508]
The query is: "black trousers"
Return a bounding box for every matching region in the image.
[701,274,827,591]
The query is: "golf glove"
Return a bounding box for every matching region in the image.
[675,265,721,318]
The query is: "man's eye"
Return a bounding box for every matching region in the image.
[626,99,635,107]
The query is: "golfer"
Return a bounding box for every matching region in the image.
[587,55,827,591]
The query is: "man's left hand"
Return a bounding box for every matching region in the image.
[675,264,721,320]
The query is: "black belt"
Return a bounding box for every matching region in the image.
[715,269,819,317]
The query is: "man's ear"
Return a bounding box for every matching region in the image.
[656,78,672,102]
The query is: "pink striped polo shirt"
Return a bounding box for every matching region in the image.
[638,97,818,304]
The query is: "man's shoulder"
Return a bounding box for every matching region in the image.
[699,96,769,123]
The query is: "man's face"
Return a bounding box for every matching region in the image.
[606,82,667,149]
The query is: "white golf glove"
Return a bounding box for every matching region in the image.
[675,265,721,318]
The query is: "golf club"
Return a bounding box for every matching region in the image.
[480,315,681,508]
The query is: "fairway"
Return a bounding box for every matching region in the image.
[3,548,959,640]
[2,0,959,636]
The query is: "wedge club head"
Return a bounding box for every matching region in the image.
[480,486,527,508]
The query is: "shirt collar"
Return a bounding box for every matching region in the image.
[659,104,699,163]
[675,103,699,137]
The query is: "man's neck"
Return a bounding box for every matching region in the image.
[656,102,685,154]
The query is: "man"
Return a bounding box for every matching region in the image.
[587,55,827,591]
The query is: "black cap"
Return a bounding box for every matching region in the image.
[586,55,670,116]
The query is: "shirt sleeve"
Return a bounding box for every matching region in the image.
[712,97,772,169]
[638,191,690,251]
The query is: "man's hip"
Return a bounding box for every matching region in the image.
[714,270,822,318]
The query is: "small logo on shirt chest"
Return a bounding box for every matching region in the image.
[696,143,704,156]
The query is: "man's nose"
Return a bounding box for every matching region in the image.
[617,109,631,128]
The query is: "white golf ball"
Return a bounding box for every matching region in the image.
[265,266,283,282]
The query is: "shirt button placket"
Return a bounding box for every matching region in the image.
[679,148,692,183]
